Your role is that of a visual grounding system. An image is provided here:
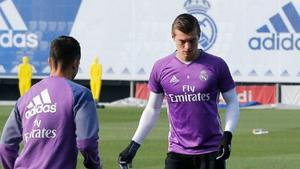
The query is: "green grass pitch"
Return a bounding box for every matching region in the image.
[0,105,300,169]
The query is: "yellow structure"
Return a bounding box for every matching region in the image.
[90,57,102,102]
[18,56,32,96]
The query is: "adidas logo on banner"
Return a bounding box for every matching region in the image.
[25,89,57,119]
[0,0,27,30]
[0,0,38,48]
[170,75,179,84]
[249,2,300,51]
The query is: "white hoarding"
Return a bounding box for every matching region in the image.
[1,0,299,82]
[281,85,300,105]
[72,0,300,82]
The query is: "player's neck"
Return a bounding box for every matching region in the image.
[50,68,74,80]
[176,49,200,64]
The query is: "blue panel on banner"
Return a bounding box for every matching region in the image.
[269,13,289,33]
[257,25,270,33]
[0,0,81,76]
[282,2,300,33]
[218,101,260,108]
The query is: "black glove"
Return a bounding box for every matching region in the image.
[216,131,232,161]
[118,141,140,169]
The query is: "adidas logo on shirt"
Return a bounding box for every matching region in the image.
[170,75,179,84]
[0,0,38,48]
[25,89,57,119]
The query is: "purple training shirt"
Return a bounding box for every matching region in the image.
[148,51,235,155]
[0,76,101,169]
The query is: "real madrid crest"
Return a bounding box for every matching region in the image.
[199,70,208,81]
[184,0,217,51]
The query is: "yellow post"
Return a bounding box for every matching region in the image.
[18,56,32,96]
[90,57,102,102]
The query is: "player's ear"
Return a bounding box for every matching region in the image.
[48,57,57,71]
[172,32,175,40]
[72,59,80,69]
[48,57,53,67]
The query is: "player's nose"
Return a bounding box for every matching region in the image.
[184,42,192,50]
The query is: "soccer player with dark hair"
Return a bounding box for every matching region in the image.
[0,36,102,169]
[119,13,240,169]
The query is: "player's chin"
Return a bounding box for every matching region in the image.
[182,52,192,56]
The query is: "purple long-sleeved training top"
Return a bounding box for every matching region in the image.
[148,51,235,155]
[0,76,101,169]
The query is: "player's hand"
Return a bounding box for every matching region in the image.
[216,131,232,161]
[118,159,132,169]
[118,141,140,169]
